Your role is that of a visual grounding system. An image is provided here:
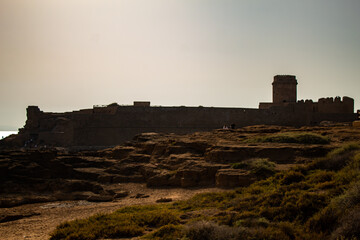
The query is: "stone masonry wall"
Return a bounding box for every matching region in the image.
[16,104,356,147]
[272,75,297,104]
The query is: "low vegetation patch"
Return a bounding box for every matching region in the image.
[143,224,183,240]
[232,158,276,178]
[246,132,330,144]
[50,205,180,240]
[50,143,360,240]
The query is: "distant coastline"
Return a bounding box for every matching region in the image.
[0,131,18,139]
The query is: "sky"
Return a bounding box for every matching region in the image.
[1,0,360,130]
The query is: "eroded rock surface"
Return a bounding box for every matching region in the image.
[2,125,358,207]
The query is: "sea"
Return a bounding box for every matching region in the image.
[0,131,18,139]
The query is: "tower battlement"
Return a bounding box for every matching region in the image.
[273,75,297,83]
[272,75,298,104]
[8,75,356,147]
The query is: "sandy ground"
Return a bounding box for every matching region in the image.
[0,183,227,240]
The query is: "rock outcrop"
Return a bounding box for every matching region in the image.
[2,124,356,207]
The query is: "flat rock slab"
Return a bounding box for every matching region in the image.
[216,169,255,188]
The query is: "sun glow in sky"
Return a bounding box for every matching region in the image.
[1,0,360,130]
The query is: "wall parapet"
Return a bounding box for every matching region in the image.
[9,75,356,147]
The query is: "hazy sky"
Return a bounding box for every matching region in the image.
[1,0,360,130]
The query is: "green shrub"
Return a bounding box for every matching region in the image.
[185,221,245,240]
[175,192,236,211]
[311,143,360,171]
[281,171,305,185]
[250,158,276,176]
[50,205,179,240]
[327,143,360,158]
[143,224,183,240]
[331,206,360,240]
[261,191,284,208]
[232,158,276,178]
[130,209,179,227]
[294,133,330,144]
[50,143,360,240]
[246,225,293,240]
[247,132,330,144]
[315,181,337,190]
[353,152,360,169]
[231,162,248,169]
[307,204,341,234]
[307,181,360,234]
[235,217,270,228]
[295,192,328,222]
[335,181,360,211]
[307,170,335,184]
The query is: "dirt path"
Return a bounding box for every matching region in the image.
[0,184,227,240]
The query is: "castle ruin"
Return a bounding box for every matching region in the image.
[259,75,354,114]
[10,75,356,147]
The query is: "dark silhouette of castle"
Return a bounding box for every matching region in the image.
[8,75,356,147]
[273,75,298,104]
[259,75,354,114]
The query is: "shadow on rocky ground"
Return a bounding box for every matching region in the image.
[1,124,360,239]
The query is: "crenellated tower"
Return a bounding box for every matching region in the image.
[272,75,298,104]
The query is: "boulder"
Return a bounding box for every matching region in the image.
[114,191,129,198]
[87,195,114,202]
[107,163,143,175]
[215,169,255,188]
[140,163,160,179]
[134,193,149,198]
[61,180,103,193]
[103,146,135,159]
[120,153,151,164]
[205,147,252,163]
[156,198,172,203]
[112,174,144,183]
[146,171,179,187]
[179,163,225,187]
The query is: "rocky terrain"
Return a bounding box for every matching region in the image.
[1,124,360,239]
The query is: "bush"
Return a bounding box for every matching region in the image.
[235,217,270,228]
[50,143,360,240]
[295,192,328,222]
[176,192,236,211]
[331,206,360,240]
[307,204,341,234]
[327,143,360,158]
[247,132,330,144]
[231,162,248,169]
[232,158,276,178]
[307,170,335,184]
[307,181,360,234]
[130,209,179,227]
[50,205,179,240]
[311,143,360,171]
[143,224,183,240]
[281,171,305,185]
[185,221,245,240]
[50,217,144,240]
[336,181,360,211]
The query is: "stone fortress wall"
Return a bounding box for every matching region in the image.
[15,75,356,147]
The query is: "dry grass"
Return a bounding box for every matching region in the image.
[246,132,330,144]
[50,143,360,240]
